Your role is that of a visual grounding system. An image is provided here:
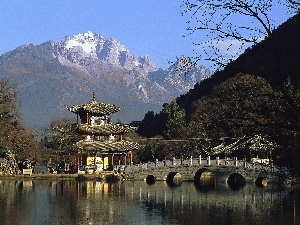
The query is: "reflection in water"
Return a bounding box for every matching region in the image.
[0,179,299,225]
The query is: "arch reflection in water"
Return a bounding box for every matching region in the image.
[227,172,246,189]
[166,172,183,187]
[255,177,268,187]
[194,168,216,190]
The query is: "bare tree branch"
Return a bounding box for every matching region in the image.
[181,0,297,71]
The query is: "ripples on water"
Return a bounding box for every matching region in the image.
[0,179,299,225]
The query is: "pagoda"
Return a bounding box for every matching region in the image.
[66,93,139,173]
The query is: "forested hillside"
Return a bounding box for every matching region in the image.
[136,13,300,173]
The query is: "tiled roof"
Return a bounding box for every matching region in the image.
[211,135,279,155]
[78,124,137,134]
[76,140,139,152]
[66,93,122,116]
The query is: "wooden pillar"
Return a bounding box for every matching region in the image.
[124,153,127,165]
[111,153,114,167]
[78,150,82,166]
[102,155,105,171]
[129,151,132,166]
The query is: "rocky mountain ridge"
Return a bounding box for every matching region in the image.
[0,31,211,129]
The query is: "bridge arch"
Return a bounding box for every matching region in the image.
[194,168,216,190]
[145,174,156,185]
[166,172,183,187]
[227,172,246,189]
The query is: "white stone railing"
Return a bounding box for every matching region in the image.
[125,156,290,176]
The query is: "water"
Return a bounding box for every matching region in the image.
[0,179,299,225]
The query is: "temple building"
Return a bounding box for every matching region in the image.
[66,93,139,173]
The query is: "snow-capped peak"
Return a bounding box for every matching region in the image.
[64,31,104,55]
[57,31,160,72]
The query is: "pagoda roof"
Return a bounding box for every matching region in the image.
[78,124,137,135]
[66,93,122,116]
[211,135,280,155]
[76,140,139,152]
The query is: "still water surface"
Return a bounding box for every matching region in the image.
[0,179,299,225]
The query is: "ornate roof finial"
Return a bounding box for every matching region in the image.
[92,92,96,102]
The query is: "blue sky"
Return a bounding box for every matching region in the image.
[0,0,292,70]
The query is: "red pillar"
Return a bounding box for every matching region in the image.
[129,151,132,166]
[78,150,82,166]
[111,153,114,167]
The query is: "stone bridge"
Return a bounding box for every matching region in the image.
[124,156,291,188]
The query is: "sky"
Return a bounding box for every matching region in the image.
[0,0,293,70]
[0,0,194,69]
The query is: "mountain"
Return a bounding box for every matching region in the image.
[0,31,211,130]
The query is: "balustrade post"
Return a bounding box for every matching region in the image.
[234,157,238,167]
[271,163,274,173]
[199,155,202,165]
[216,156,220,165]
[155,159,158,167]
[225,157,228,166]
[207,156,211,165]
[243,158,247,168]
[190,156,193,165]
[173,157,176,166]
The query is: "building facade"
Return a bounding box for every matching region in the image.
[67,93,139,173]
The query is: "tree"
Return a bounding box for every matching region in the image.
[0,78,45,164]
[0,79,19,128]
[136,111,155,137]
[274,77,300,171]
[186,73,287,138]
[287,0,300,13]
[162,100,186,139]
[181,0,298,72]
[43,117,80,165]
[284,76,300,108]
[136,111,166,138]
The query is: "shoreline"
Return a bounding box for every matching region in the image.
[1,173,300,189]
[0,172,114,181]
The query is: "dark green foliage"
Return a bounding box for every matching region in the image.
[162,100,186,139]
[136,111,165,138]
[136,100,186,140]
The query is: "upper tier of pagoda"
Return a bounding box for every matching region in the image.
[78,123,137,135]
[66,92,122,118]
